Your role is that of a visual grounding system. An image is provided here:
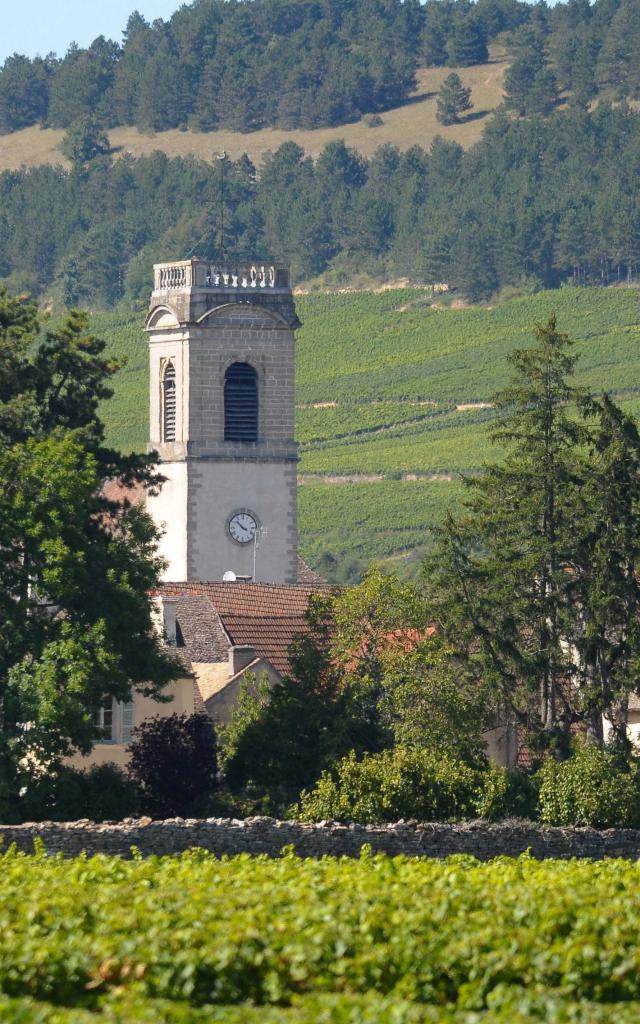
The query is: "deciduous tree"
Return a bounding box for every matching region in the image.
[0,289,179,795]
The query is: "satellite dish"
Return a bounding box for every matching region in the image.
[222,570,237,582]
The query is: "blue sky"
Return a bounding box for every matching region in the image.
[0,1,183,64]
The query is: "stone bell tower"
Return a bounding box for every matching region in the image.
[145,259,300,584]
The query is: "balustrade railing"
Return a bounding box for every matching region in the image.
[154,260,289,292]
[158,264,188,289]
[206,264,277,289]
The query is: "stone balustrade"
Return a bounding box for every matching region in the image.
[154,260,289,293]
[157,264,189,289]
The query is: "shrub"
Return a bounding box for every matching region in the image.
[60,115,110,165]
[127,713,217,818]
[5,764,140,823]
[475,764,539,821]
[537,743,640,829]
[298,746,479,824]
[365,113,383,127]
[49,764,140,822]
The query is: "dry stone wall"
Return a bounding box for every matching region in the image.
[3,817,640,860]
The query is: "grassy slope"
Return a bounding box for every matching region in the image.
[94,285,640,581]
[0,57,507,173]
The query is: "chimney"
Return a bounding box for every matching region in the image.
[152,595,178,645]
[229,645,256,675]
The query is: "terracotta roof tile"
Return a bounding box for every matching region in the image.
[221,614,311,675]
[101,479,147,505]
[160,582,327,675]
[161,581,325,618]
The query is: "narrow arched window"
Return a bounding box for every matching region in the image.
[162,362,176,442]
[224,362,258,442]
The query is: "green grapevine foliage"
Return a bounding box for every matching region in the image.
[3,849,640,1020]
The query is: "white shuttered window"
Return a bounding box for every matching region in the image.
[93,700,136,744]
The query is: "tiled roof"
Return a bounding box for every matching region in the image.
[174,596,229,663]
[161,645,194,675]
[101,479,147,505]
[161,581,325,618]
[296,556,331,587]
[222,614,311,675]
[160,581,326,676]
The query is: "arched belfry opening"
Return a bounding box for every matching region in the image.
[162,361,176,441]
[224,362,258,442]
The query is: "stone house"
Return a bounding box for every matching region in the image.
[73,561,329,768]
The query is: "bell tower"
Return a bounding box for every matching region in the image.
[145,259,300,584]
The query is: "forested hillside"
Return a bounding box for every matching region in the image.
[0,56,507,173]
[3,0,638,136]
[3,100,640,306]
[0,0,512,134]
[2,0,640,135]
[93,286,640,581]
[2,0,640,303]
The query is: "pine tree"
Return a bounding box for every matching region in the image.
[504,47,558,116]
[446,13,489,67]
[436,72,473,125]
[568,395,640,749]
[424,316,587,753]
[0,55,49,133]
[60,115,110,166]
[46,37,119,128]
[422,1,454,68]
[425,314,640,753]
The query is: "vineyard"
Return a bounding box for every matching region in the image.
[95,285,640,579]
[3,847,640,1022]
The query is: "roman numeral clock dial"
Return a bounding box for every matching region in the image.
[228,511,258,544]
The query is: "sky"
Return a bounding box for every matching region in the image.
[0,0,183,65]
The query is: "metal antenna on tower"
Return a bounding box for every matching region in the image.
[216,151,228,260]
[253,525,267,583]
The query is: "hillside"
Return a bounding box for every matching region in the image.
[3,99,640,310]
[0,59,508,173]
[93,285,640,582]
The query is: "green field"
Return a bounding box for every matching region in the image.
[94,285,640,580]
[3,848,640,1023]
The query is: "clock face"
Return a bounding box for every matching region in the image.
[228,511,258,544]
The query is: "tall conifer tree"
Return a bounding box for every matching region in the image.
[425,316,586,752]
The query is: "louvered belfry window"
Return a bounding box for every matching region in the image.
[224,362,258,442]
[162,362,176,441]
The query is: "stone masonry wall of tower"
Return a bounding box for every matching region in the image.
[144,260,299,585]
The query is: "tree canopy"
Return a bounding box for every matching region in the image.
[1,0,638,137]
[0,289,179,796]
[424,315,640,757]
